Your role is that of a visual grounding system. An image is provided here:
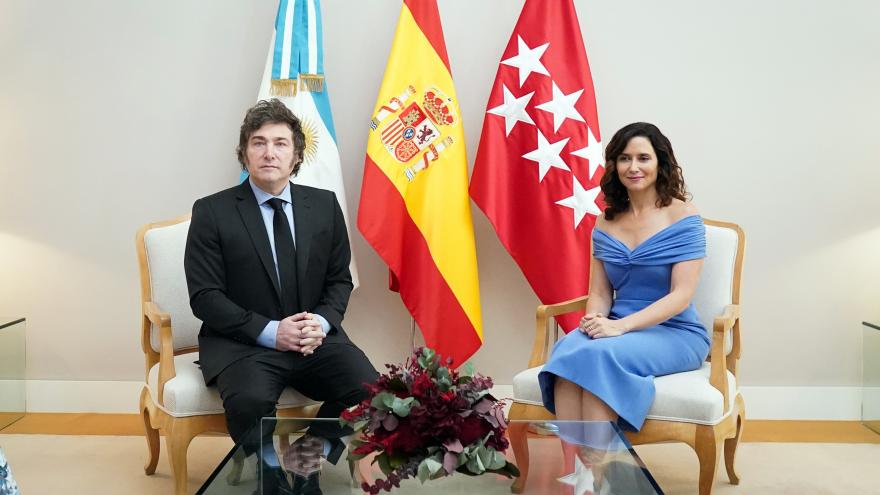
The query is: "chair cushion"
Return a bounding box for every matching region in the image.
[147,352,318,418]
[512,362,738,425]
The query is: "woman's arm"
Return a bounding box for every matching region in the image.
[584,258,704,338]
[585,255,613,316]
[619,258,703,331]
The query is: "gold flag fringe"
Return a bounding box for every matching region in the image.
[269,74,325,96]
[299,74,324,93]
[270,79,299,97]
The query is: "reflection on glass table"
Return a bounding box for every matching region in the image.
[197,418,663,494]
[864,321,880,435]
[0,317,26,431]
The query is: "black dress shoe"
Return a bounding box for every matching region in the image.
[291,472,322,495]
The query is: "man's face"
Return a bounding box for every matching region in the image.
[244,122,297,195]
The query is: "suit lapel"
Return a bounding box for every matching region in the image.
[235,181,283,300]
[291,184,313,301]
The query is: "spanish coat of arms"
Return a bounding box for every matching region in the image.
[369,85,458,181]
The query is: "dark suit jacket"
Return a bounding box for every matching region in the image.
[184,180,354,384]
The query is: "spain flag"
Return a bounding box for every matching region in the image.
[357,0,482,366]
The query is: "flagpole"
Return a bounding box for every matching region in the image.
[410,317,417,351]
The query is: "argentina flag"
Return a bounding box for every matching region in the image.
[252,0,359,287]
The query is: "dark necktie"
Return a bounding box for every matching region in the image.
[267,198,300,316]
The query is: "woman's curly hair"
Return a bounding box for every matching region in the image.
[599,122,689,220]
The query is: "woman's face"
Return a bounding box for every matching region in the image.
[615,136,658,194]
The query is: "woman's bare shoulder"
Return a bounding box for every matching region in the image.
[669,199,699,221]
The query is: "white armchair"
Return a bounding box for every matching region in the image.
[508,218,746,495]
[136,215,320,495]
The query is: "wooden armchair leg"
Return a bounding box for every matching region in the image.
[140,388,160,475]
[724,399,745,485]
[695,425,721,495]
[508,421,530,493]
[167,420,197,495]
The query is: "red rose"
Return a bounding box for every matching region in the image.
[458,415,489,446]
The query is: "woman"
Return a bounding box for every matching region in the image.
[538,122,710,432]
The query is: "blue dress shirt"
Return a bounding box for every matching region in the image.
[248,179,331,350]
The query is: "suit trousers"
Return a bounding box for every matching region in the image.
[214,340,378,456]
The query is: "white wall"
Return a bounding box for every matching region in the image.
[1,1,879,414]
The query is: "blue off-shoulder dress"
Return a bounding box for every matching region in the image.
[538,214,711,431]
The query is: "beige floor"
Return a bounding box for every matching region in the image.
[2,434,879,494]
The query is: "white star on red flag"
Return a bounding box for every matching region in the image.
[570,127,604,179]
[522,129,570,182]
[535,81,586,133]
[487,84,535,136]
[471,0,604,332]
[555,176,602,228]
[501,36,550,87]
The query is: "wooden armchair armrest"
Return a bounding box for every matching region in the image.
[143,301,177,406]
[529,295,589,368]
[708,304,741,412]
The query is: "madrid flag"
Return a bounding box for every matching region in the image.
[358,0,483,365]
[470,0,604,331]
[251,0,359,286]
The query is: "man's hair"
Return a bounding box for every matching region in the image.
[599,122,689,220]
[236,99,306,176]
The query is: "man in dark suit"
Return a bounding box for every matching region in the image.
[184,99,377,494]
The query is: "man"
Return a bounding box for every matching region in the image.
[185,99,377,495]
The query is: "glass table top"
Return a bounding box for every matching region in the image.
[863,321,880,435]
[197,418,663,494]
[0,317,26,431]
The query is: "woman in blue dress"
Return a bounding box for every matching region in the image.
[539,122,710,432]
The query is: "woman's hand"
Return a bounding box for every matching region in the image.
[579,313,628,338]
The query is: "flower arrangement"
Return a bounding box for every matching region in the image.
[340,347,520,493]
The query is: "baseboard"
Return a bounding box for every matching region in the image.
[26,380,145,413]
[22,381,865,420]
[741,386,863,421]
[0,380,25,411]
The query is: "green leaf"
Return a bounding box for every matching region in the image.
[417,458,431,483]
[486,449,507,470]
[346,450,366,461]
[425,456,443,474]
[486,461,521,478]
[391,396,419,417]
[346,439,368,460]
[461,362,474,377]
[502,462,521,477]
[435,367,453,391]
[377,454,393,476]
[370,392,394,411]
[436,367,450,382]
[477,444,493,467]
[389,454,407,469]
[418,348,437,371]
[465,452,486,474]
